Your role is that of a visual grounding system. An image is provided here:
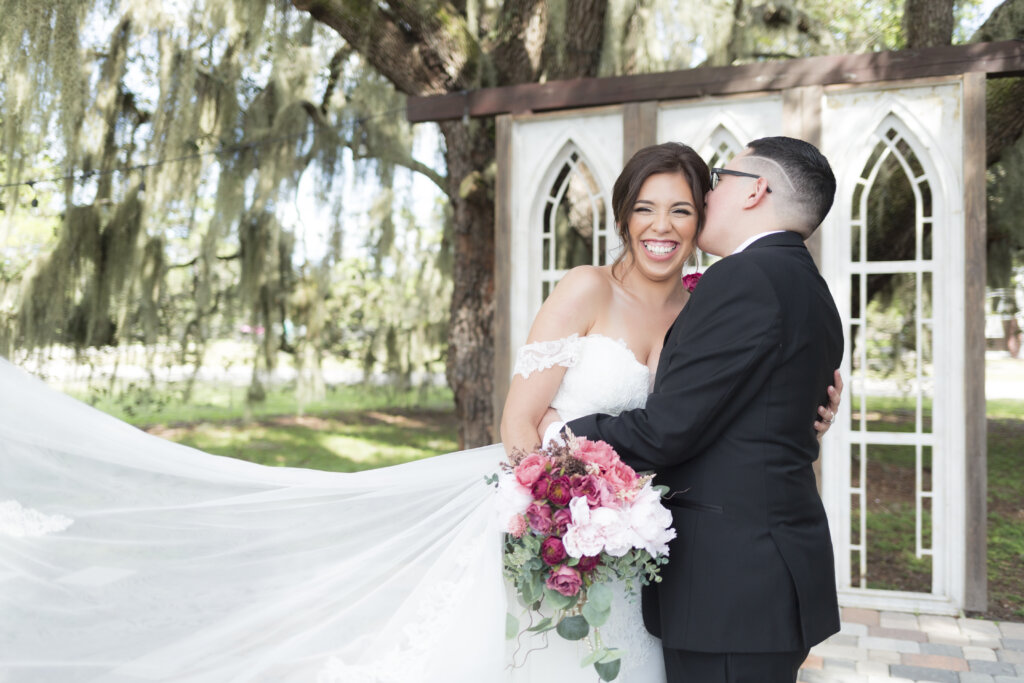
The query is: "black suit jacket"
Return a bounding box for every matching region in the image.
[567,231,843,653]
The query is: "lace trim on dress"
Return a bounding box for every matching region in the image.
[513,334,582,379]
[0,500,74,538]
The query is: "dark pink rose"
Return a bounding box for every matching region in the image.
[545,565,582,597]
[682,272,702,293]
[515,453,548,487]
[547,476,573,506]
[526,502,553,534]
[576,438,620,471]
[576,555,601,573]
[553,507,573,535]
[540,536,568,565]
[531,475,551,500]
[571,474,604,507]
[605,460,638,493]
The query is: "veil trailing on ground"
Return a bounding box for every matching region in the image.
[0,359,507,682]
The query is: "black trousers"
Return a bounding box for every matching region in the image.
[662,647,810,683]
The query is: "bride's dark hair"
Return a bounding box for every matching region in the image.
[610,142,711,274]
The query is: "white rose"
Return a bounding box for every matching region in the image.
[494,470,533,527]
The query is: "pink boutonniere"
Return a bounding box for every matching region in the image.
[682,272,702,293]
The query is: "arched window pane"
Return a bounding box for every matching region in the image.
[540,145,609,301]
[553,161,601,270]
[866,143,915,262]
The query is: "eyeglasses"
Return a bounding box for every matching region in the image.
[711,167,772,193]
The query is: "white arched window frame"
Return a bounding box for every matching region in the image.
[536,142,614,302]
[825,99,967,614]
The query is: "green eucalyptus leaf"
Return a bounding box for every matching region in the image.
[520,578,539,605]
[526,616,554,632]
[594,657,622,681]
[586,582,614,612]
[582,600,610,627]
[545,587,578,611]
[506,613,519,639]
[555,614,590,641]
[580,647,607,667]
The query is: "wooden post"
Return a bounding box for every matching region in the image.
[493,114,513,437]
[623,101,658,163]
[784,85,827,493]
[962,72,988,613]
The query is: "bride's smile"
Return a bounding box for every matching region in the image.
[625,172,698,282]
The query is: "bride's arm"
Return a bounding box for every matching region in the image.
[500,267,608,456]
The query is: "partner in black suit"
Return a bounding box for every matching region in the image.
[554,137,844,683]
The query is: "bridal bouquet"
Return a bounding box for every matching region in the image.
[492,432,675,681]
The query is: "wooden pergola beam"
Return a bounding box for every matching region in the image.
[407,41,1024,123]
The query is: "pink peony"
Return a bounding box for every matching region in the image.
[515,453,548,487]
[547,476,573,506]
[540,536,568,565]
[576,555,601,573]
[605,461,638,494]
[545,566,582,597]
[552,507,573,535]
[575,438,620,471]
[682,272,702,293]
[526,502,553,534]
[507,513,528,538]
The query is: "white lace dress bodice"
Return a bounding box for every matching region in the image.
[515,333,650,423]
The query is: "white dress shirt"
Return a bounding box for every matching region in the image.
[731,230,786,254]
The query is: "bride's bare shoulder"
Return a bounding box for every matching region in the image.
[529,266,613,338]
[552,265,614,300]
[551,266,614,309]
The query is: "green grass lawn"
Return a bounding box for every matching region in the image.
[89,380,461,472]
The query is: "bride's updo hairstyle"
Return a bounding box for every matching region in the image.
[611,142,711,272]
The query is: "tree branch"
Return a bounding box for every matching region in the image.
[169,252,240,269]
[297,100,450,196]
[292,0,481,95]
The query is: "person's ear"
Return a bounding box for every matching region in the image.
[742,178,771,208]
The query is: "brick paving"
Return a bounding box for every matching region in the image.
[798,608,1024,682]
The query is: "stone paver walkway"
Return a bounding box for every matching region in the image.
[799,608,1024,683]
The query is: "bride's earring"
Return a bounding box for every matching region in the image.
[683,248,702,275]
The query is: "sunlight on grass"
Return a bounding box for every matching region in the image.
[150,408,459,473]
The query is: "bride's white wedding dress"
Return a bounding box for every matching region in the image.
[0,334,666,683]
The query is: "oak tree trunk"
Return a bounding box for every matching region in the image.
[439,118,497,447]
[902,0,954,48]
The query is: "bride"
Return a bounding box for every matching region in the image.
[0,142,838,682]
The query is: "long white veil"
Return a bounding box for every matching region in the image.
[0,358,507,682]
